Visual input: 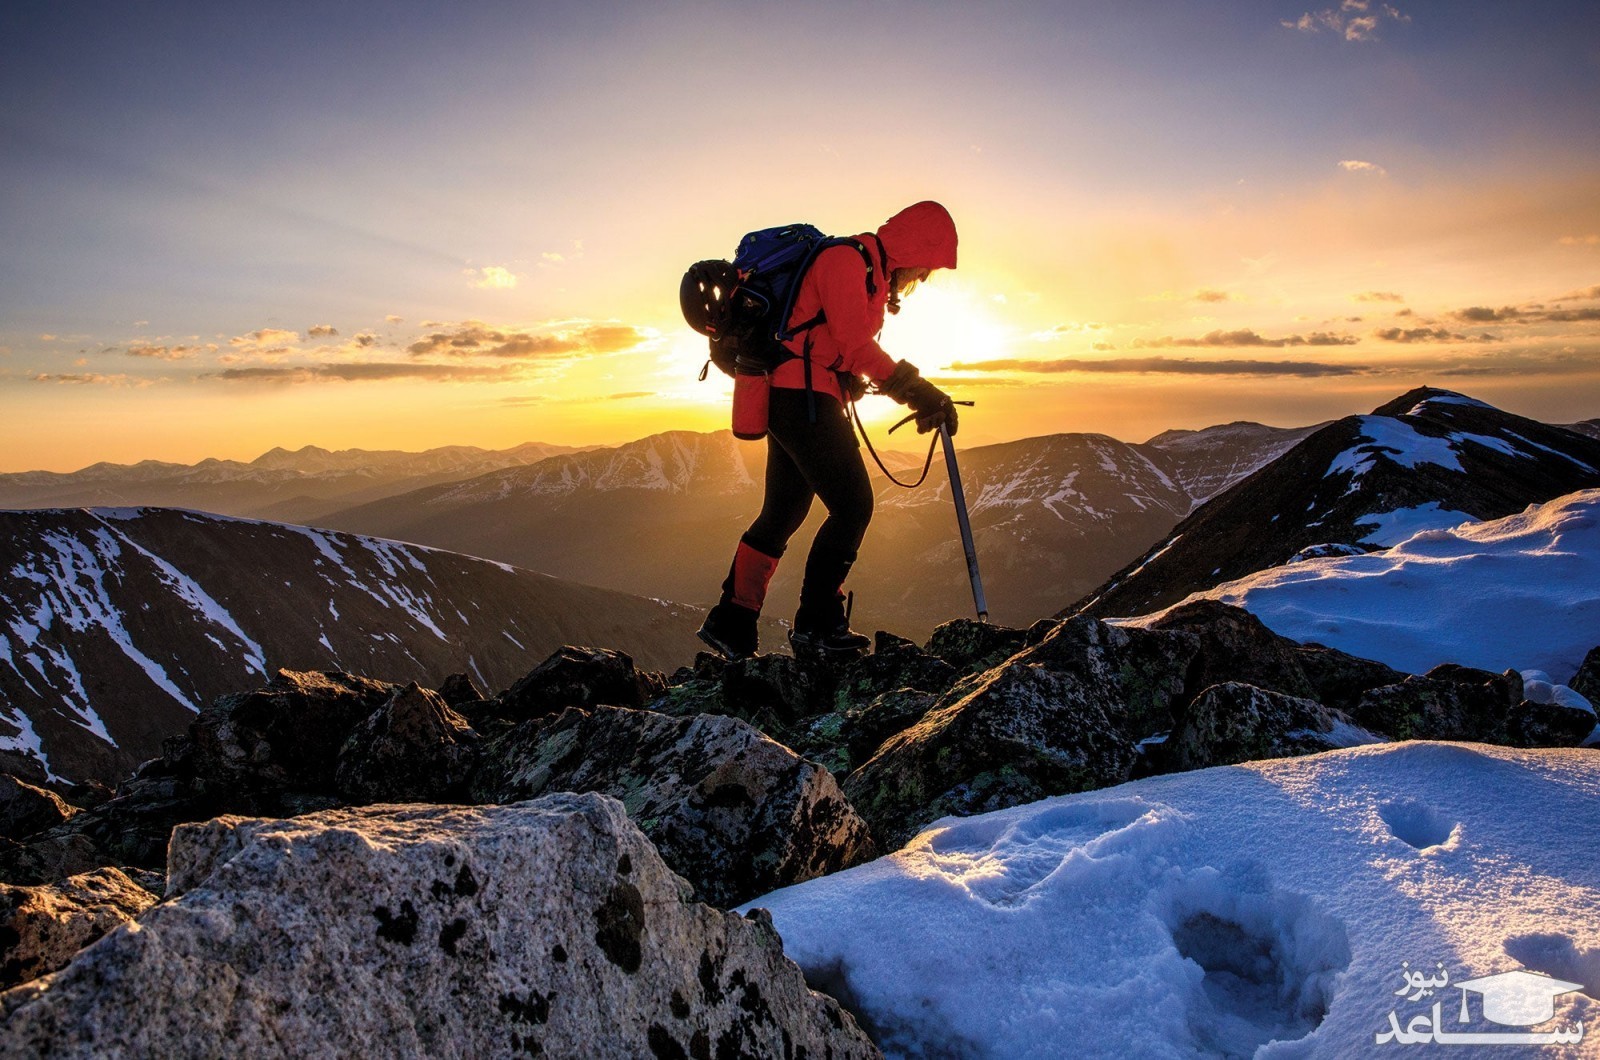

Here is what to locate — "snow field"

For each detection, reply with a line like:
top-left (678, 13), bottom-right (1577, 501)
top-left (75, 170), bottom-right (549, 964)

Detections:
top-left (746, 743), bottom-right (1600, 1059)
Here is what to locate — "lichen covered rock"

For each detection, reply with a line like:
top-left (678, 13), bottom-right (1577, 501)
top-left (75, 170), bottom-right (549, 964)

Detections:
top-left (1165, 682), bottom-right (1384, 771)
top-left (0, 795), bottom-right (879, 1060)
top-left (472, 706), bottom-right (876, 907)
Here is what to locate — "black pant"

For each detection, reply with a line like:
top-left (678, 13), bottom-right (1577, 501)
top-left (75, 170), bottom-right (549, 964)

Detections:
top-left (742, 388), bottom-right (873, 615)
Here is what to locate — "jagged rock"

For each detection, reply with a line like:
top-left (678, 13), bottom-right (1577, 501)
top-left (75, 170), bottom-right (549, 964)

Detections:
top-left (1165, 682), bottom-right (1384, 771)
top-left (0, 776), bottom-right (78, 842)
top-left (1291, 642), bottom-right (1409, 715)
top-left (435, 672), bottom-right (482, 709)
top-left (846, 616), bottom-right (1197, 849)
top-left (497, 646), bottom-right (665, 720)
top-left (0, 796), bottom-right (879, 1059)
top-left (924, 618), bottom-right (1031, 673)
top-left (0, 868), bottom-right (155, 990)
top-left (335, 683), bottom-right (481, 803)
top-left (1508, 700), bottom-right (1598, 748)
top-left (842, 688), bottom-right (942, 767)
top-left (472, 706), bottom-right (875, 907)
top-left (1351, 665), bottom-right (1522, 742)
top-left (190, 669), bottom-right (398, 791)
top-left (1144, 600), bottom-right (1321, 702)
top-left (1569, 646), bottom-right (1600, 701)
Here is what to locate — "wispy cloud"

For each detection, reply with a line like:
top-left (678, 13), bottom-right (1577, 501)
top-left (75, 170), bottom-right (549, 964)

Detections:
top-left (307, 324), bottom-right (339, 337)
top-left (467, 266), bottom-right (519, 290)
top-left (1338, 159), bottom-right (1388, 177)
top-left (125, 343), bottom-right (212, 359)
top-left (406, 321), bottom-right (649, 359)
top-left (948, 357), bottom-right (1370, 377)
top-left (1372, 327), bottom-right (1497, 343)
top-left (32, 372), bottom-right (145, 386)
top-left (1355, 291), bottom-right (1405, 303)
top-left (208, 362), bottom-right (526, 385)
top-left (1132, 329), bottom-right (1358, 349)
top-left (1283, 1), bottom-right (1410, 41)
top-left (1558, 235), bottom-right (1599, 247)
top-left (229, 328), bottom-right (301, 348)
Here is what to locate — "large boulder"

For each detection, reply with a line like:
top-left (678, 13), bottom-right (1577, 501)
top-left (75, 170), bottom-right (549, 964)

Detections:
top-left (472, 706), bottom-right (876, 907)
top-left (0, 868), bottom-right (155, 990)
top-left (0, 776), bottom-right (78, 842)
top-left (1350, 665), bottom-right (1523, 742)
top-left (335, 683), bottom-right (480, 803)
top-left (845, 616), bottom-right (1197, 849)
top-left (1163, 682), bottom-right (1385, 772)
top-left (190, 669), bottom-right (398, 791)
top-left (0, 795), bottom-right (878, 1059)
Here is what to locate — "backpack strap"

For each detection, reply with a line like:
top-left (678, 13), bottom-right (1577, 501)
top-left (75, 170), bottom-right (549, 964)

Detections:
top-left (783, 237), bottom-right (883, 424)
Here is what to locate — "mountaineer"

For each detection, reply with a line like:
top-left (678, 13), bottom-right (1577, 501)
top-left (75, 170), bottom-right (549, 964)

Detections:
top-left (695, 200), bottom-right (960, 660)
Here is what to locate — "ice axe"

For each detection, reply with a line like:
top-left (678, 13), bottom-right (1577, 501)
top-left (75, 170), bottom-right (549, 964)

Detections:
top-left (887, 401), bottom-right (989, 622)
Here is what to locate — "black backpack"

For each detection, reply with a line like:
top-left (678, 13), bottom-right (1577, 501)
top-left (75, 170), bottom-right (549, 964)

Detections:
top-left (680, 224), bottom-right (881, 378)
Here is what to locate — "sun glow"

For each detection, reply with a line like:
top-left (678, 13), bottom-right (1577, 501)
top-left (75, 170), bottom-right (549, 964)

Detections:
top-left (878, 281), bottom-right (1013, 376)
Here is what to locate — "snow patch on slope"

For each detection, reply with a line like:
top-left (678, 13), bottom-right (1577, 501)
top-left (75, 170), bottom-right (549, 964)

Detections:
top-left (1143, 490), bottom-right (1600, 681)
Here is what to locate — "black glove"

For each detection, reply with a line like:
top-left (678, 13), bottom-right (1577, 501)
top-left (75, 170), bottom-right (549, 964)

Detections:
top-left (838, 371), bottom-right (870, 404)
top-left (878, 360), bottom-right (958, 436)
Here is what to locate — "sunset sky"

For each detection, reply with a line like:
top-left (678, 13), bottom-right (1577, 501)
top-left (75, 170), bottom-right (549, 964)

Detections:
top-left (3, 0), bottom-right (1598, 472)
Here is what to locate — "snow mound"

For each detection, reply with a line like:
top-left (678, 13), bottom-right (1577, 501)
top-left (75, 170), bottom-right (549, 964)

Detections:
top-left (1143, 489), bottom-right (1600, 681)
top-left (745, 743), bottom-right (1600, 1059)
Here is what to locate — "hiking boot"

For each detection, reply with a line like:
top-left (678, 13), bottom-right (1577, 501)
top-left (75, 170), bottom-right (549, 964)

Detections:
top-left (788, 624), bottom-right (871, 658)
top-left (697, 602), bottom-right (759, 661)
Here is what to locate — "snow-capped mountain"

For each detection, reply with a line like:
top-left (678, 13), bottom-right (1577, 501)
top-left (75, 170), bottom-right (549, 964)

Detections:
top-left (0, 508), bottom-right (706, 784)
top-left (0, 442), bottom-right (584, 526)
top-left (1563, 418), bottom-right (1600, 441)
top-left (1143, 420), bottom-right (1325, 509)
top-left (324, 429), bottom-right (1198, 638)
top-left (1072, 388), bottom-right (1600, 620)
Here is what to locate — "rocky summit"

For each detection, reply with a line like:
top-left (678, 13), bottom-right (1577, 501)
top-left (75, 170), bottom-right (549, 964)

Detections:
top-left (1, 603), bottom-right (1594, 1055)
top-left (0, 794), bottom-right (878, 1060)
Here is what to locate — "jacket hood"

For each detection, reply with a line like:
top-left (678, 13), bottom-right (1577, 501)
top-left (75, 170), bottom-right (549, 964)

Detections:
top-left (876, 201), bottom-right (958, 272)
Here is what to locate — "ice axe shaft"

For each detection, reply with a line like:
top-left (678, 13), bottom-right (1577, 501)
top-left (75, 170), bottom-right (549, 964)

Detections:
top-left (940, 424), bottom-right (989, 622)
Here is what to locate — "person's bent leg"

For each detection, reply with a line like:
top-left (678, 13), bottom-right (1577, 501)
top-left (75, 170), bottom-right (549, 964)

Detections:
top-left (766, 392), bottom-right (874, 650)
top-left (699, 426), bottom-right (815, 659)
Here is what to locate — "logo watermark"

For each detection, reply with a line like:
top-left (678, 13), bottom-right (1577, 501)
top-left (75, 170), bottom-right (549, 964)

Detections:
top-left (1376, 961), bottom-right (1586, 1046)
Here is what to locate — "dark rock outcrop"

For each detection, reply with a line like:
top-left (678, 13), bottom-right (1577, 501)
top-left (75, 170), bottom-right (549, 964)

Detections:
top-left (0, 776), bottom-right (78, 842)
top-left (191, 669), bottom-right (399, 791)
top-left (0, 795), bottom-right (880, 1059)
top-left (472, 706), bottom-right (875, 907)
top-left (845, 616), bottom-right (1197, 848)
top-left (1350, 666), bottom-right (1523, 743)
top-left (1508, 700), bottom-right (1598, 748)
top-left (335, 683), bottom-right (480, 804)
top-left (0, 868), bottom-right (155, 990)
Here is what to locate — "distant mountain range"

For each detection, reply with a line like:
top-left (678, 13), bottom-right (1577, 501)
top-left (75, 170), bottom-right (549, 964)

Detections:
top-left (0, 442), bottom-right (588, 526)
top-left (1564, 419), bottom-right (1600, 441)
top-left (1072, 388), bottom-right (1600, 619)
top-left (318, 421), bottom-right (1308, 638)
top-left (0, 508), bottom-right (706, 784)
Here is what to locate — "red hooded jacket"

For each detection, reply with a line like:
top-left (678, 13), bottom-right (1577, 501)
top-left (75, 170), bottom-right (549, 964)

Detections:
top-left (771, 201), bottom-right (958, 402)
